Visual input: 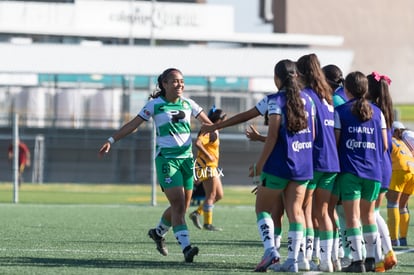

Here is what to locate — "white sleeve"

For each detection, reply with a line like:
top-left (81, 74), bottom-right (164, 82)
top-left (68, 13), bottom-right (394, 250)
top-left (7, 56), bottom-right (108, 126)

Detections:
top-left (138, 100), bottom-right (154, 121)
top-left (255, 95), bottom-right (268, 116)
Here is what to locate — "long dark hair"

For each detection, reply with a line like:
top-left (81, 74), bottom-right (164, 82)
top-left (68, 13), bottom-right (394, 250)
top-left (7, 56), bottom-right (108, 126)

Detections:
top-left (322, 64), bottom-right (344, 91)
top-left (274, 59), bottom-right (308, 132)
top-left (150, 68), bottom-right (182, 99)
top-left (297, 53), bottom-right (333, 104)
top-left (345, 71), bottom-right (372, 122)
top-left (366, 73), bottom-right (394, 129)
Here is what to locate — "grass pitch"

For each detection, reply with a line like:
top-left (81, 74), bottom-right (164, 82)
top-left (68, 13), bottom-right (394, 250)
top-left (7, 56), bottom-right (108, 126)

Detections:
top-left (0, 183), bottom-right (413, 274)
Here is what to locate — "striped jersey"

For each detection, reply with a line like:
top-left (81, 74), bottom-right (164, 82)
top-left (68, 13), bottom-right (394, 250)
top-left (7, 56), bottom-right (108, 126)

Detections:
top-left (138, 96), bottom-right (203, 158)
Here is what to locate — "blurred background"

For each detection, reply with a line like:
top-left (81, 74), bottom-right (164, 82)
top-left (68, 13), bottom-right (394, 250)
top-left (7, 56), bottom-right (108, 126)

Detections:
top-left (0, 0), bottom-right (412, 185)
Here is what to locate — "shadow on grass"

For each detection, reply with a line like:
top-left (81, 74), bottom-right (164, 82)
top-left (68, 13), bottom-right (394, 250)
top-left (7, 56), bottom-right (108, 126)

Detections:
top-left (0, 257), bottom-right (253, 272)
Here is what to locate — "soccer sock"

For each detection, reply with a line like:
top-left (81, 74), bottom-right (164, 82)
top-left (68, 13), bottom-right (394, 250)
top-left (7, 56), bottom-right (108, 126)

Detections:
top-left (312, 229), bottom-right (320, 261)
top-left (332, 229), bottom-right (340, 261)
top-left (257, 212), bottom-right (275, 251)
top-left (287, 222), bottom-right (304, 260)
top-left (336, 204), bottom-right (351, 259)
top-left (156, 217), bottom-right (171, 237)
top-left (375, 208), bottom-right (392, 254)
top-left (196, 203), bottom-right (204, 215)
top-left (305, 228), bottom-right (314, 261)
top-left (274, 227), bottom-right (282, 251)
top-left (319, 230), bottom-right (333, 264)
top-left (203, 204), bottom-right (214, 225)
top-left (399, 207), bottom-right (410, 239)
top-left (347, 227), bottom-right (363, 261)
top-left (173, 224), bottom-right (191, 251)
top-left (363, 224), bottom-right (381, 262)
top-left (387, 202), bottom-right (400, 241)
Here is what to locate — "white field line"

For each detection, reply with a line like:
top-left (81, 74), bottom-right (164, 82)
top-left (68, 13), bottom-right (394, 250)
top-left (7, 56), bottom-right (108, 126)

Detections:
top-left (0, 247), bottom-right (250, 258)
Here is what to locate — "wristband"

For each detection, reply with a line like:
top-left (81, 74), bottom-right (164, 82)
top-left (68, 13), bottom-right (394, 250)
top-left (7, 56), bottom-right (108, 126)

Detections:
top-left (107, 137), bottom-right (115, 144)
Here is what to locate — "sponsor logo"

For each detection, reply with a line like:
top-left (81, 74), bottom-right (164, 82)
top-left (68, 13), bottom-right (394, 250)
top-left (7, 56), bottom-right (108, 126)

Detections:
top-left (292, 140), bottom-right (312, 152)
top-left (345, 139), bottom-right (377, 150)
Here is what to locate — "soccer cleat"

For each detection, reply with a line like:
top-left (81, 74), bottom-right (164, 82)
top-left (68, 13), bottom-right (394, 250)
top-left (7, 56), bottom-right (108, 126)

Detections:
top-left (254, 247), bottom-right (279, 272)
top-left (319, 260), bottom-right (334, 272)
top-left (364, 257), bottom-right (375, 272)
top-left (399, 237), bottom-right (407, 246)
top-left (297, 257), bottom-right (310, 271)
top-left (391, 239), bottom-right (400, 247)
top-left (203, 224), bottom-right (222, 231)
top-left (332, 258), bottom-right (342, 272)
top-left (270, 258), bottom-right (299, 272)
top-left (340, 257), bottom-right (352, 268)
top-left (309, 258), bottom-right (320, 271)
top-left (375, 261), bottom-right (385, 273)
top-left (189, 211), bottom-right (202, 229)
top-left (148, 228), bottom-right (168, 256)
top-left (384, 250), bottom-right (398, 270)
top-left (342, 260), bottom-right (366, 273)
top-left (183, 245), bottom-right (199, 263)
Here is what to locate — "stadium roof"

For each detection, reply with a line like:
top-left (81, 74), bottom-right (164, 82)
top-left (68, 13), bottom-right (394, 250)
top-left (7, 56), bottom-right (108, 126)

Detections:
top-left (0, 43), bottom-right (353, 78)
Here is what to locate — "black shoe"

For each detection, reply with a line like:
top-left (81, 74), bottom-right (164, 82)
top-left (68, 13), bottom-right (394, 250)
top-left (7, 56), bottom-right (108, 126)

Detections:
top-left (203, 224), bottom-right (222, 231)
top-left (189, 211), bottom-right (202, 229)
top-left (342, 260), bottom-right (366, 273)
top-left (364, 257), bottom-right (375, 272)
top-left (183, 245), bottom-right (199, 263)
top-left (148, 228), bottom-right (168, 256)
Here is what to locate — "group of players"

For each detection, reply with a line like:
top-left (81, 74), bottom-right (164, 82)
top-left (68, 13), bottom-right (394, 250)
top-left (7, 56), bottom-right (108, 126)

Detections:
top-left (99, 53), bottom-right (412, 273)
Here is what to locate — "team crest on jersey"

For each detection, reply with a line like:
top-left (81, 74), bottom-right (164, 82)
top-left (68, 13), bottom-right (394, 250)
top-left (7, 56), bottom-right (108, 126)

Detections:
top-left (182, 101), bottom-right (190, 109)
top-left (164, 177), bottom-right (173, 184)
top-left (143, 108), bottom-right (151, 116)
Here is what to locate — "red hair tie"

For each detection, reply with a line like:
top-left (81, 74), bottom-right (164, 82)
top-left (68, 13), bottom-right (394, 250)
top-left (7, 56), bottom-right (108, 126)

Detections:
top-left (372, 71), bottom-right (391, 85)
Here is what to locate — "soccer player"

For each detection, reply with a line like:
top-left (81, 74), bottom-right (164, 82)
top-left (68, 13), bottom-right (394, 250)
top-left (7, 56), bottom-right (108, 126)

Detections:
top-left (189, 106), bottom-right (227, 231)
top-left (252, 59), bottom-right (315, 272)
top-left (99, 68), bottom-right (211, 263)
top-left (334, 71), bottom-right (387, 273)
top-left (8, 140), bottom-right (31, 186)
top-left (387, 121), bottom-right (414, 249)
top-left (297, 54), bottom-right (340, 272)
top-left (366, 71), bottom-right (397, 271)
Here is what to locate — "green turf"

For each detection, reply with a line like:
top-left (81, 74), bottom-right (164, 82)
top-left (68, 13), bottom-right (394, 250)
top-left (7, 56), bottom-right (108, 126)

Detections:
top-left (0, 183), bottom-right (413, 274)
top-left (395, 105), bottom-right (414, 121)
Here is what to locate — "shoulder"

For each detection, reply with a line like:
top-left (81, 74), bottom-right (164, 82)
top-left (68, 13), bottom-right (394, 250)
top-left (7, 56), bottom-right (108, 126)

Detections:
top-left (181, 96), bottom-right (200, 108)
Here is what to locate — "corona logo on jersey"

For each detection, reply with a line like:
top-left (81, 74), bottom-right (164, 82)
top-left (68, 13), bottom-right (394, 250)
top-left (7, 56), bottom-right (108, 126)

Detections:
top-left (192, 160), bottom-right (224, 182)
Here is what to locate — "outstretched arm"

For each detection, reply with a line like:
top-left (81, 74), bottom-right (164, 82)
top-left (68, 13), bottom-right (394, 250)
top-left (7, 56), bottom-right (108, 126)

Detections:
top-left (200, 107), bottom-right (260, 134)
top-left (99, 115), bottom-right (145, 157)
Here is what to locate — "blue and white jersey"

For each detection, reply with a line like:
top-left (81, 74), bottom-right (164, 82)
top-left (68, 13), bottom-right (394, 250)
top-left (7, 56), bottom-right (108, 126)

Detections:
top-left (139, 96), bottom-right (203, 158)
top-left (334, 99), bottom-right (386, 182)
top-left (262, 90), bottom-right (314, 181)
top-left (303, 88), bottom-right (340, 173)
top-left (255, 94), bottom-right (270, 116)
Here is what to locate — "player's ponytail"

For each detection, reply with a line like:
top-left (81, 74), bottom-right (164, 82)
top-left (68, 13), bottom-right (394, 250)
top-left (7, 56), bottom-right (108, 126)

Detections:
top-left (275, 59), bottom-right (308, 132)
top-left (345, 71), bottom-right (372, 122)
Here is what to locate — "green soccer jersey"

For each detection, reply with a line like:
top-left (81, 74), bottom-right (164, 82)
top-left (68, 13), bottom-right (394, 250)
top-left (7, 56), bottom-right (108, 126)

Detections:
top-left (138, 96), bottom-right (203, 158)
